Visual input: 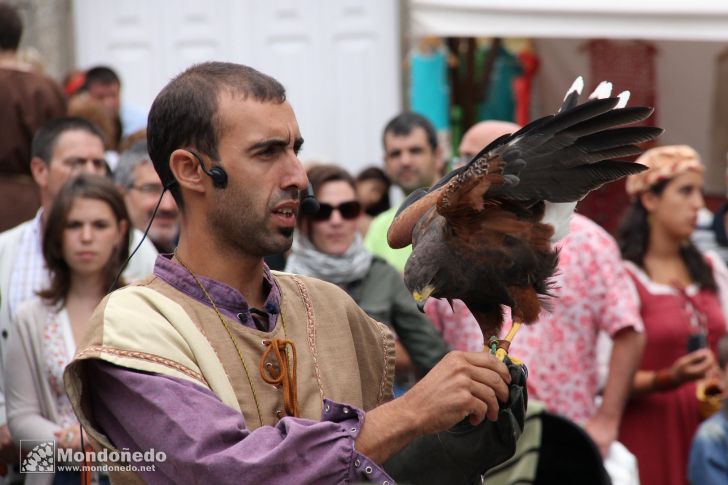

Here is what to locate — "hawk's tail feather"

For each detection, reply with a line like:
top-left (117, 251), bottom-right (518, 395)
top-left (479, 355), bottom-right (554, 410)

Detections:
top-left (523, 144), bottom-right (643, 171)
top-left (526, 97), bottom-right (620, 145)
top-left (559, 76), bottom-right (584, 112)
top-left (578, 126), bottom-right (664, 153)
top-left (564, 106), bottom-right (654, 139)
top-left (501, 160), bottom-right (646, 203)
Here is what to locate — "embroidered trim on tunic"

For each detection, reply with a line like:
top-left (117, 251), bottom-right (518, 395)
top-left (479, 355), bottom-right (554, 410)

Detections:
top-left (376, 322), bottom-right (392, 404)
top-left (290, 276), bottom-right (326, 402)
top-left (77, 346), bottom-right (208, 385)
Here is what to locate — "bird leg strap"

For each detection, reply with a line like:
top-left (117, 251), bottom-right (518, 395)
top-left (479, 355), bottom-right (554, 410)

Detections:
top-left (485, 321), bottom-right (524, 365)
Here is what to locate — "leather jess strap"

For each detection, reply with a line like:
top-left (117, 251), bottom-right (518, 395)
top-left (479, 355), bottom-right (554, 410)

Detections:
top-left (259, 339), bottom-right (300, 418)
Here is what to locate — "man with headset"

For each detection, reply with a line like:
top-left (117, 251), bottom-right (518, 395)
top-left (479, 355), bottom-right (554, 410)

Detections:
top-left (64, 62), bottom-right (526, 484)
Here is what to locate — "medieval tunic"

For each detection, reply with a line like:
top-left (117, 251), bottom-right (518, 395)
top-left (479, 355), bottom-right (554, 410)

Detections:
top-left (64, 256), bottom-right (396, 484)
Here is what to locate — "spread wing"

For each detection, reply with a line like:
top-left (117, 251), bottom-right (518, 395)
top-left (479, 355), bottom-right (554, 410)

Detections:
top-left (387, 80), bottom-right (659, 249)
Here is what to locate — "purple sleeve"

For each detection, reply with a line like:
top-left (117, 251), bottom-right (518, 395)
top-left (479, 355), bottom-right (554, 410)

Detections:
top-left (85, 361), bottom-right (393, 485)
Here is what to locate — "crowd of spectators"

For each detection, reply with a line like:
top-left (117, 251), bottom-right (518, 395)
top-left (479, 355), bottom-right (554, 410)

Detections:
top-left (1, 2), bottom-right (726, 484)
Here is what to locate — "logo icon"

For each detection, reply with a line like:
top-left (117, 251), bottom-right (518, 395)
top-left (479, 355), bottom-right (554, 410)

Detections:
top-left (20, 440), bottom-right (55, 473)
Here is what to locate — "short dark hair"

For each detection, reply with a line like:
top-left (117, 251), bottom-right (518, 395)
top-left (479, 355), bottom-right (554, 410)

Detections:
top-left (382, 112), bottom-right (438, 151)
top-left (147, 62), bottom-right (287, 209)
top-left (38, 174), bottom-right (130, 305)
top-left (356, 166), bottom-right (390, 186)
top-left (0, 4), bottom-right (22, 51)
top-left (31, 117), bottom-right (106, 164)
top-left (83, 66), bottom-right (121, 88)
top-left (307, 164), bottom-right (356, 196)
top-left (356, 166), bottom-right (391, 216)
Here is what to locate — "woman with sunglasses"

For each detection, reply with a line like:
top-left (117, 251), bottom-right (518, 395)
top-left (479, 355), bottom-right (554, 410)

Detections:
top-left (285, 165), bottom-right (449, 389)
top-left (4, 174), bottom-right (129, 485)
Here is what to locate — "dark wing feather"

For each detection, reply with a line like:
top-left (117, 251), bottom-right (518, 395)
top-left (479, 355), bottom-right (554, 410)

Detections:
top-left (481, 99), bottom-right (661, 201)
top-left (560, 89), bottom-right (580, 112)
top-left (520, 127), bottom-right (660, 169)
top-left (499, 160), bottom-right (646, 202)
top-left (579, 127), bottom-right (664, 152)
top-left (507, 107), bottom-right (655, 163)
top-left (565, 106), bottom-right (654, 138)
top-left (517, 97), bottom-right (621, 151)
top-left (388, 80), bottom-right (660, 247)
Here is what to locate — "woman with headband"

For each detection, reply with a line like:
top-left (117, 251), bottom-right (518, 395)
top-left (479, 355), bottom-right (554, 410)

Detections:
top-left (617, 145), bottom-right (728, 485)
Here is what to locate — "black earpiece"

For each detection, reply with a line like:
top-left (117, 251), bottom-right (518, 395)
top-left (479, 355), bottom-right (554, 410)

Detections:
top-left (205, 166), bottom-right (228, 189)
top-left (300, 183), bottom-right (320, 215)
top-left (190, 151), bottom-right (228, 189)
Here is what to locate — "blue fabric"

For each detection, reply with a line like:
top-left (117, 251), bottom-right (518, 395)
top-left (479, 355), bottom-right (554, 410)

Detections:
top-left (410, 48), bottom-right (450, 130)
top-left (477, 45), bottom-right (522, 123)
top-left (688, 410), bottom-right (728, 485)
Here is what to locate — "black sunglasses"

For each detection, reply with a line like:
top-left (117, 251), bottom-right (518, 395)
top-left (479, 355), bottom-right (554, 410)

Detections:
top-left (312, 201), bottom-right (362, 221)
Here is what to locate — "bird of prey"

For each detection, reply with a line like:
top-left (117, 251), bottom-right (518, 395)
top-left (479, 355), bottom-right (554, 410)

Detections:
top-left (387, 78), bottom-right (661, 359)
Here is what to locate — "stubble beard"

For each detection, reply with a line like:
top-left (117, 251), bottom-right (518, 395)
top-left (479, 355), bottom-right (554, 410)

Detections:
top-left (208, 193), bottom-right (293, 258)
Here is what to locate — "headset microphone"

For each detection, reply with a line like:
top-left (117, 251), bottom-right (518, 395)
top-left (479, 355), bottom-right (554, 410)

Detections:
top-left (192, 149), bottom-right (315, 214)
top-left (190, 150), bottom-right (227, 188)
top-left (300, 183), bottom-right (319, 215)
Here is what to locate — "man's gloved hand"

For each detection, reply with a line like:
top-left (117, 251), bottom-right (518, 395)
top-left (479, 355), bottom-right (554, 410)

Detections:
top-left (384, 357), bottom-right (528, 485)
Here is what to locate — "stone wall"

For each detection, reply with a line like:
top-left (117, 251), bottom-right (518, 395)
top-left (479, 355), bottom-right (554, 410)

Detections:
top-left (7, 0), bottom-right (75, 82)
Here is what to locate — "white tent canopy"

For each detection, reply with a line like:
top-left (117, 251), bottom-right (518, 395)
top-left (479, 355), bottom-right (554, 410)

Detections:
top-left (411, 0), bottom-right (728, 41)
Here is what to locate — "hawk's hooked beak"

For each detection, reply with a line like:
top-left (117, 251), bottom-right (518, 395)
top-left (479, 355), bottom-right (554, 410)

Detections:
top-left (413, 285), bottom-right (435, 313)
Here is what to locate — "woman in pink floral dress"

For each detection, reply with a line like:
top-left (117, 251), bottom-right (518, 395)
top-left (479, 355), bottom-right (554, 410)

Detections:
top-left (617, 146), bottom-right (728, 485)
top-left (4, 174), bottom-right (130, 485)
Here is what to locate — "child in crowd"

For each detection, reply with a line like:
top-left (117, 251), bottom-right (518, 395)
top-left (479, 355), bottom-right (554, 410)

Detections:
top-left (688, 334), bottom-right (728, 485)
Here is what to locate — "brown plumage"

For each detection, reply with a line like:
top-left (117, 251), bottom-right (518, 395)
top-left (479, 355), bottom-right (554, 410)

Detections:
top-left (388, 80), bottom-right (661, 343)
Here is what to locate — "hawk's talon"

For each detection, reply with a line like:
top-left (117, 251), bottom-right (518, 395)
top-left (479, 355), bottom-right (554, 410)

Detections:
top-left (508, 354), bottom-right (524, 365)
top-left (488, 322), bottom-right (524, 363)
top-left (495, 348), bottom-right (508, 362)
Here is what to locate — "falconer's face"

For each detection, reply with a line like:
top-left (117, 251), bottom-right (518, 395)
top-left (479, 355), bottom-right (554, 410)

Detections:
top-left (206, 94), bottom-right (308, 257)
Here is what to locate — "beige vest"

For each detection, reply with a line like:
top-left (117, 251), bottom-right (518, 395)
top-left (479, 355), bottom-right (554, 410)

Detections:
top-left (64, 272), bottom-right (395, 483)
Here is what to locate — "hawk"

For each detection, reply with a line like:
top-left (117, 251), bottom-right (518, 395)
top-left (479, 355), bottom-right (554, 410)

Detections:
top-left (388, 78), bottom-right (660, 358)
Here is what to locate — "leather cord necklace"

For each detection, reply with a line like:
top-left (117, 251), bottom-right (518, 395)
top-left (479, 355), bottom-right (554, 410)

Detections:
top-left (260, 338), bottom-right (300, 417)
top-left (175, 252), bottom-right (301, 425)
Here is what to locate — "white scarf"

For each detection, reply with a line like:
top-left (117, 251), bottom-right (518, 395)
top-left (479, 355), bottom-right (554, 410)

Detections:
top-left (285, 232), bottom-right (372, 285)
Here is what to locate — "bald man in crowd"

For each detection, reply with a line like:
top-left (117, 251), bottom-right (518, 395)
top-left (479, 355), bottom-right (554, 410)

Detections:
top-left (455, 120), bottom-right (521, 169)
